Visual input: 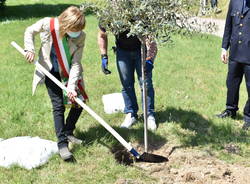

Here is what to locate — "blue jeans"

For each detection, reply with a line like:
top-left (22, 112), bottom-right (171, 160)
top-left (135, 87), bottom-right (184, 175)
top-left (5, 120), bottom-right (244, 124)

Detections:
top-left (116, 47), bottom-right (155, 118)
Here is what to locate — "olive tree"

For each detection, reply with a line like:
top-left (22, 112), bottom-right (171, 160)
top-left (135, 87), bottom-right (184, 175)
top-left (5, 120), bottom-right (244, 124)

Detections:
top-left (82, 0), bottom-right (214, 43)
top-left (81, 0), bottom-right (214, 151)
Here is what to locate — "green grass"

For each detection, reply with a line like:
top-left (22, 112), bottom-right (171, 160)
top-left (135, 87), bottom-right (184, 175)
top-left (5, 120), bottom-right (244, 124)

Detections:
top-left (0, 0), bottom-right (250, 183)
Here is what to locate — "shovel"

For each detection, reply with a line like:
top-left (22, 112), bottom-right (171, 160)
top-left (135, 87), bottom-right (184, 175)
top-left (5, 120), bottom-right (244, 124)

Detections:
top-left (11, 41), bottom-right (168, 163)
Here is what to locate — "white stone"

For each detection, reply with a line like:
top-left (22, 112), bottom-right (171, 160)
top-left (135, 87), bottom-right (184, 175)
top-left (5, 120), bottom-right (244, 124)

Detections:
top-left (0, 136), bottom-right (58, 170)
top-left (102, 93), bottom-right (125, 114)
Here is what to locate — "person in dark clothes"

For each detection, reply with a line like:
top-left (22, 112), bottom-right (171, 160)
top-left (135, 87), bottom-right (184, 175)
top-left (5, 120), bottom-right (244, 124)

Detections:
top-left (24, 6), bottom-right (88, 160)
top-left (217, 0), bottom-right (250, 130)
top-left (211, 0), bottom-right (218, 8)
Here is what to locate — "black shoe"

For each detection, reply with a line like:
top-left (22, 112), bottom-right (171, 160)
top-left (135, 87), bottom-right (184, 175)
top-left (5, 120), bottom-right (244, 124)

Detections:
top-left (216, 110), bottom-right (236, 119)
top-left (242, 121), bottom-right (250, 130)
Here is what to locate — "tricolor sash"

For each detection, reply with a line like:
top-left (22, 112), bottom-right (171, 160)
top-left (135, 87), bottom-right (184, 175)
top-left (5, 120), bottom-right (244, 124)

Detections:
top-left (50, 18), bottom-right (88, 106)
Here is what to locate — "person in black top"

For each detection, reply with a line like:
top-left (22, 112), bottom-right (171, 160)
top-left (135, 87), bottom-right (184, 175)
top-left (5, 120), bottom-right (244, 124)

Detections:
top-left (217, 0), bottom-right (250, 130)
top-left (98, 25), bottom-right (158, 130)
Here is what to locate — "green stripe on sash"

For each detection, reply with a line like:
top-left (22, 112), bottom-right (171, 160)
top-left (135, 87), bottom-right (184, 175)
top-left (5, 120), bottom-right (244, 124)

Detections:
top-left (62, 37), bottom-right (72, 67)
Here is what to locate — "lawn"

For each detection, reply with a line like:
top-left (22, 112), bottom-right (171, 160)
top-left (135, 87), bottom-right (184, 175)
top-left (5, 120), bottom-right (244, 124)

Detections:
top-left (0, 0), bottom-right (249, 184)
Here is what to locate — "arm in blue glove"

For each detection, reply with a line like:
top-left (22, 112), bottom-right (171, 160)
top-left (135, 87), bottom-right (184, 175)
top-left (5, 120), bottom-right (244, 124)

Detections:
top-left (101, 54), bottom-right (111, 75)
top-left (145, 38), bottom-right (157, 75)
top-left (145, 59), bottom-right (154, 74)
top-left (98, 29), bottom-right (111, 75)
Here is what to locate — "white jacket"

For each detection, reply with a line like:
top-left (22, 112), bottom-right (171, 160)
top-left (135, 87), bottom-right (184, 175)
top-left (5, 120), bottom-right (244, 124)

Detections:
top-left (24, 17), bottom-right (86, 94)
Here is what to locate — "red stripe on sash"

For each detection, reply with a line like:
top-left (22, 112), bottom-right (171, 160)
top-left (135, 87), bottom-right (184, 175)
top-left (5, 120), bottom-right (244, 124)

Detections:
top-left (78, 80), bottom-right (88, 100)
top-left (50, 18), bottom-right (69, 78)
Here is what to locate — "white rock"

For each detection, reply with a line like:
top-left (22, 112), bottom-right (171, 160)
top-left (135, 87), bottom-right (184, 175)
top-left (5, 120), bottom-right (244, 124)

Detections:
top-left (0, 136), bottom-right (58, 170)
top-left (102, 93), bottom-right (125, 114)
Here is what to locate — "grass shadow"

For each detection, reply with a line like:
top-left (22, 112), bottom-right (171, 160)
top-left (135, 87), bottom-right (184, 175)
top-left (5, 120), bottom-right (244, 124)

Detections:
top-left (75, 125), bottom-right (167, 165)
top-left (75, 125), bottom-right (167, 150)
top-left (156, 107), bottom-right (250, 148)
top-left (0, 4), bottom-right (94, 22)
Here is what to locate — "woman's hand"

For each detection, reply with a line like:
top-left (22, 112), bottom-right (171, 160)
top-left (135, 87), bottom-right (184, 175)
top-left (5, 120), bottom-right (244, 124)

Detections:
top-left (25, 51), bottom-right (35, 63)
top-left (67, 90), bottom-right (77, 102)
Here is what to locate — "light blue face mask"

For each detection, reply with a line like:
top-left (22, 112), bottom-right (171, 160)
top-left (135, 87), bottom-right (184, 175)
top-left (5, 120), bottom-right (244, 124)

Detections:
top-left (67, 31), bottom-right (81, 38)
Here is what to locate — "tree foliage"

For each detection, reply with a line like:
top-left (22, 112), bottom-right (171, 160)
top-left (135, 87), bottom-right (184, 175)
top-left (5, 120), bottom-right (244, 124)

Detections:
top-left (81, 0), bottom-right (214, 44)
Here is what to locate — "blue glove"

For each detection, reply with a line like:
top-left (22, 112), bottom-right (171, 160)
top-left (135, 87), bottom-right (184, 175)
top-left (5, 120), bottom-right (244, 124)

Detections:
top-left (101, 54), bottom-right (111, 75)
top-left (145, 60), bottom-right (154, 74)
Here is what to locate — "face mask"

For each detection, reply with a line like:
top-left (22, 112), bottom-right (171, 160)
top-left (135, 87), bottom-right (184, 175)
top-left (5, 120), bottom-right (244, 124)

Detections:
top-left (67, 31), bottom-right (81, 38)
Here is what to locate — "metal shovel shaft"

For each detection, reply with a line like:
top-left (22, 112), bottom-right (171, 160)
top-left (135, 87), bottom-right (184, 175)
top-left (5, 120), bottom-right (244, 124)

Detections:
top-left (141, 42), bottom-right (148, 152)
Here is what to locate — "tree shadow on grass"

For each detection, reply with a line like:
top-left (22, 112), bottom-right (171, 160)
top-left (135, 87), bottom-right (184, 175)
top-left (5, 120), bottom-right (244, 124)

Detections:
top-left (0, 4), bottom-right (94, 22)
top-left (75, 125), bottom-right (167, 150)
top-left (156, 107), bottom-right (250, 148)
top-left (74, 125), bottom-right (167, 165)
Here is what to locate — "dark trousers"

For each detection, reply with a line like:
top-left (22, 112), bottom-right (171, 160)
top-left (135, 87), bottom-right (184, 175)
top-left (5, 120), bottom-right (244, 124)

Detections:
top-left (226, 60), bottom-right (250, 122)
top-left (211, 0), bottom-right (217, 8)
top-left (45, 70), bottom-right (83, 148)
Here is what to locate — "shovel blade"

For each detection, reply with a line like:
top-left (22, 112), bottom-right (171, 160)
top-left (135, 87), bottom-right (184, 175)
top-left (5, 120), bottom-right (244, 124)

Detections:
top-left (136, 152), bottom-right (168, 163)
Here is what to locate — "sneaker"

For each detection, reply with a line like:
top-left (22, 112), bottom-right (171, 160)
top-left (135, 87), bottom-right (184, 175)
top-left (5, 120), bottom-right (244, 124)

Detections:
top-left (59, 146), bottom-right (73, 161)
top-left (216, 109), bottom-right (236, 119)
top-left (147, 115), bottom-right (157, 131)
top-left (67, 135), bottom-right (83, 145)
top-left (120, 113), bottom-right (136, 128)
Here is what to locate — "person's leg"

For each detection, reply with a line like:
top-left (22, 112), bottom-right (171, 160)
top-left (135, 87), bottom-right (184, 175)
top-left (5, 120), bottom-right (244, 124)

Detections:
top-left (45, 70), bottom-right (73, 160)
top-left (134, 49), bottom-right (155, 117)
top-left (134, 49), bottom-right (156, 130)
top-left (65, 107), bottom-right (83, 135)
top-left (226, 61), bottom-right (243, 111)
top-left (217, 60), bottom-right (243, 118)
top-left (64, 106), bottom-right (83, 144)
top-left (116, 47), bottom-right (138, 118)
top-left (45, 71), bottom-right (68, 149)
top-left (211, 0), bottom-right (217, 8)
top-left (242, 64), bottom-right (250, 130)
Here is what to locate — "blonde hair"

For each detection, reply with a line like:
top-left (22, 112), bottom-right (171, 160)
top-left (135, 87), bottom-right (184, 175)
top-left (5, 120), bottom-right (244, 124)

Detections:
top-left (58, 6), bottom-right (85, 38)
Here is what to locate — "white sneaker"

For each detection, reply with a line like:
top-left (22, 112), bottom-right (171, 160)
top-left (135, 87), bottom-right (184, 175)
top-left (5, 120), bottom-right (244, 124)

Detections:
top-left (147, 115), bottom-right (157, 131)
top-left (120, 113), bottom-right (136, 128)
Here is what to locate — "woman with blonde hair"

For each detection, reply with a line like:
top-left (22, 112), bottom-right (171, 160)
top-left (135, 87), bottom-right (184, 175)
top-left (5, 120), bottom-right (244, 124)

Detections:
top-left (24, 6), bottom-right (88, 161)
